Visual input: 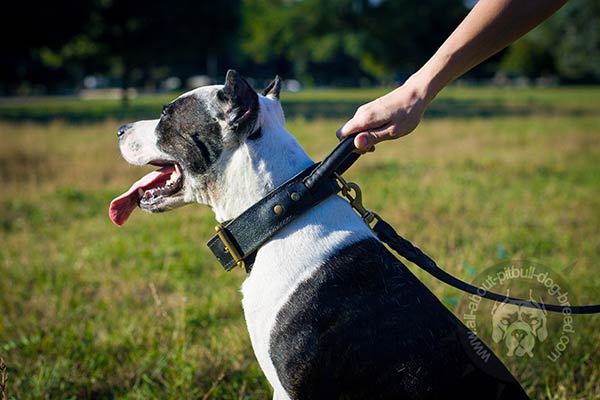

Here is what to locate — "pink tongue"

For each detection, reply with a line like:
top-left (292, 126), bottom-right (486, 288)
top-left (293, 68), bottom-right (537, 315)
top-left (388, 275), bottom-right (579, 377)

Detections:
top-left (109, 165), bottom-right (175, 226)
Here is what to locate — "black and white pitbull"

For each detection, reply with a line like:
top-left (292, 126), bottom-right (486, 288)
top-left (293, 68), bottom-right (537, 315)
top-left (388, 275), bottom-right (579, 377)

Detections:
top-left (110, 70), bottom-right (529, 399)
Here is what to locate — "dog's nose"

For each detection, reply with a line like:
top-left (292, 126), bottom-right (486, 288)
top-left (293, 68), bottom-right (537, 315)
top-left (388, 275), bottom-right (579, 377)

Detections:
top-left (117, 124), bottom-right (131, 137)
top-left (511, 330), bottom-right (525, 340)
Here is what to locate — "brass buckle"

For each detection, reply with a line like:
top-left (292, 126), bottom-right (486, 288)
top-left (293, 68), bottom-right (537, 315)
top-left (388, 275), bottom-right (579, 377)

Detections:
top-left (214, 225), bottom-right (246, 270)
top-left (335, 173), bottom-right (381, 229)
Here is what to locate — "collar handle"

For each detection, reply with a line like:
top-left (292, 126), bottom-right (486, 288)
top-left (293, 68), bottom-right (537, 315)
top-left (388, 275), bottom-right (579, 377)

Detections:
top-left (304, 133), bottom-right (359, 193)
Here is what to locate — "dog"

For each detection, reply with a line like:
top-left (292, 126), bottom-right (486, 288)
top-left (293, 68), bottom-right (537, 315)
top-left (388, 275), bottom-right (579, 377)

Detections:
top-left (110, 70), bottom-right (530, 399)
top-left (492, 291), bottom-right (548, 358)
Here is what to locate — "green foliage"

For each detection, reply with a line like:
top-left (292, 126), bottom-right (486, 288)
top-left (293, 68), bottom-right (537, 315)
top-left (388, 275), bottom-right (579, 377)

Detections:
top-left (551, 0), bottom-right (600, 80)
top-left (241, 0), bottom-right (467, 83)
top-left (241, 0), bottom-right (369, 82)
top-left (500, 0), bottom-right (600, 81)
top-left (500, 32), bottom-right (555, 77)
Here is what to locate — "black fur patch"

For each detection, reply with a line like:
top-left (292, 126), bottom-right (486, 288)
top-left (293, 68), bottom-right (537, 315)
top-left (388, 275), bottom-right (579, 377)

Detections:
top-left (262, 75), bottom-right (282, 98)
top-left (221, 70), bottom-right (260, 137)
top-left (269, 238), bottom-right (529, 400)
top-left (247, 126), bottom-right (262, 141)
top-left (156, 95), bottom-right (224, 175)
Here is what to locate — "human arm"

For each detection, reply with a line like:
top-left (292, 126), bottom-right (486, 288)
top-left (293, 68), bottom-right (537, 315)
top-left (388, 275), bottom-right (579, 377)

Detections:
top-left (337, 0), bottom-right (568, 151)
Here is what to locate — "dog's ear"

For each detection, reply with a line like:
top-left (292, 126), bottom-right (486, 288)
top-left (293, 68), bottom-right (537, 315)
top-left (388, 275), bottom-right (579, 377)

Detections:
top-left (536, 322), bottom-right (548, 341)
top-left (491, 324), bottom-right (504, 343)
top-left (218, 69), bottom-right (259, 133)
top-left (262, 75), bottom-right (282, 99)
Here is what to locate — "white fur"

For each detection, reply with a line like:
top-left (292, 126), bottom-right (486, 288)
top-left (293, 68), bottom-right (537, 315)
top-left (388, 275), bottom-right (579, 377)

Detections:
top-left (176, 84), bottom-right (221, 101)
top-left (119, 119), bottom-right (167, 166)
top-left (209, 95), bottom-right (376, 398)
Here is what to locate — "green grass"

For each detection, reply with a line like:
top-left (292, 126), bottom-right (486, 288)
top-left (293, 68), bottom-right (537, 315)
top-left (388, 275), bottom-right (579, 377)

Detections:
top-left (0, 87), bottom-right (599, 399)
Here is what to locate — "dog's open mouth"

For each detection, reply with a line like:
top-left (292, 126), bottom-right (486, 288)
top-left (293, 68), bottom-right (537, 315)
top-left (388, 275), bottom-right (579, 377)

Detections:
top-left (109, 163), bottom-right (184, 226)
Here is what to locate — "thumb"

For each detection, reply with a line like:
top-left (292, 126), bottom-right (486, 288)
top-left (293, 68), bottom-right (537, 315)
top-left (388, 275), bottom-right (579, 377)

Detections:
top-left (354, 132), bottom-right (377, 152)
top-left (354, 121), bottom-right (398, 151)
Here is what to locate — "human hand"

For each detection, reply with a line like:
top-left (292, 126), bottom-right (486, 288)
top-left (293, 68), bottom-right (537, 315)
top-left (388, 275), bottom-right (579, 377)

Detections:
top-left (336, 76), bottom-right (430, 152)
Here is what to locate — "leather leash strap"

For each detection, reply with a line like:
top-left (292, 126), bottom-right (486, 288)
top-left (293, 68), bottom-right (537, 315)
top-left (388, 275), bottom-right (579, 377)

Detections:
top-left (372, 218), bottom-right (600, 314)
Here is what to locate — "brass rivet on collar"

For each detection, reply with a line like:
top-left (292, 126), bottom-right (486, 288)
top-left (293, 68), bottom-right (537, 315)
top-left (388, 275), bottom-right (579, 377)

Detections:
top-left (273, 204), bottom-right (284, 215)
top-left (291, 192), bottom-right (300, 201)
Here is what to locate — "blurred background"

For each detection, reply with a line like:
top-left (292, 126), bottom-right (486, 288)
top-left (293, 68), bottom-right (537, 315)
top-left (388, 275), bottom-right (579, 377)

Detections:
top-left (1, 1), bottom-right (599, 399)
top-left (1, 0), bottom-right (599, 98)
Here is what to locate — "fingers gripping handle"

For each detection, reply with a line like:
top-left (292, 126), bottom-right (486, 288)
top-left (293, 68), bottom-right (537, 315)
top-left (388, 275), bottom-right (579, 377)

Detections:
top-left (304, 133), bottom-right (360, 192)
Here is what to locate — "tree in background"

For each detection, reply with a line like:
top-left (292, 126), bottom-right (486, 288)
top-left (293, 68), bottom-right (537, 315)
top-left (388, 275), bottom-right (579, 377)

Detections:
top-left (241, 0), bottom-right (368, 84)
top-left (240, 0), bottom-right (467, 85)
top-left (357, 0), bottom-right (467, 79)
top-left (500, 0), bottom-right (600, 82)
top-left (94, 0), bottom-right (241, 96)
top-left (0, 0), bottom-right (240, 96)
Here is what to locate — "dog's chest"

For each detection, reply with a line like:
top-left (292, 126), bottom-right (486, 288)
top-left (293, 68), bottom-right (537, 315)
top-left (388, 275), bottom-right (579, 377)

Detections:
top-left (240, 196), bottom-right (374, 397)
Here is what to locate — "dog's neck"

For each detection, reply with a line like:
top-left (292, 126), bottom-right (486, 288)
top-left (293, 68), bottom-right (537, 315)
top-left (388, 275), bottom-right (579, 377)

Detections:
top-left (191, 95), bottom-right (375, 397)
top-left (202, 95), bottom-right (314, 222)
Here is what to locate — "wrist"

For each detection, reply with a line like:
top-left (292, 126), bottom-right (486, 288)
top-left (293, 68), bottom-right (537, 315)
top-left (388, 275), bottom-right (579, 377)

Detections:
top-left (398, 72), bottom-right (434, 116)
top-left (407, 61), bottom-right (448, 107)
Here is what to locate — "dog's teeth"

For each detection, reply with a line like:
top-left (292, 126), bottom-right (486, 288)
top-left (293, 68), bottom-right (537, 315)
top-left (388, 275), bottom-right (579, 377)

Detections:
top-left (138, 188), bottom-right (144, 197)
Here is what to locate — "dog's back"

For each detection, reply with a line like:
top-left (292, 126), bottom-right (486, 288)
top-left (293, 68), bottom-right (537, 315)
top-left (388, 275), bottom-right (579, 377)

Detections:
top-left (268, 237), bottom-right (529, 399)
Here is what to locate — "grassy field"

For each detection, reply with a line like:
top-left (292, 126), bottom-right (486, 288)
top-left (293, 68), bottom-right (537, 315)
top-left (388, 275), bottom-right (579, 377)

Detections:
top-left (0, 86), bottom-right (599, 399)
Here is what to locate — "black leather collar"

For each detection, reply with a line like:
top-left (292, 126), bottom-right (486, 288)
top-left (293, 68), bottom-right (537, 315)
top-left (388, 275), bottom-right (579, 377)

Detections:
top-left (207, 164), bottom-right (341, 272)
top-left (207, 135), bottom-right (360, 273)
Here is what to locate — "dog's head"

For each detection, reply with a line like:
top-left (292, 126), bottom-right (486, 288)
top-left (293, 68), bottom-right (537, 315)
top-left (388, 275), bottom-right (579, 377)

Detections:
top-left (109, 69), bottom-right (309, 226)
top-left (491, 294), bottom-right (548, 357)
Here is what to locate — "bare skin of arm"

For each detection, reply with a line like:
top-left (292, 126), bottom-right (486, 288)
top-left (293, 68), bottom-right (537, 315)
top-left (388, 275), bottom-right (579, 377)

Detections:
top-left (337, 0), bottom-right (568, 151)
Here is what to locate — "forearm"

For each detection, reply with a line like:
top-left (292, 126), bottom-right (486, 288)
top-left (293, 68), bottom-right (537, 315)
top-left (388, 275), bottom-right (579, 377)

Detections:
top-left (415, 0), bottom-right (567, 103)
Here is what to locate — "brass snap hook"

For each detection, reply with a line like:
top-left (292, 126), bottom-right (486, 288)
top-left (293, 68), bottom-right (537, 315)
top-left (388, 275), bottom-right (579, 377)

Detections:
top-left (335, 173), bottom-right (380, 228)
